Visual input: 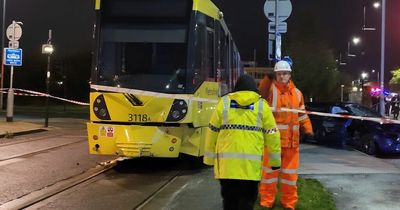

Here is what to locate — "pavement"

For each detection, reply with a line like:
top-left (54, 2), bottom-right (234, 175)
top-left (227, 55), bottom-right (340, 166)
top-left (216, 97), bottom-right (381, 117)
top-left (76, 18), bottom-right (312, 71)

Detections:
top-left (0, 120), bottom-right (46, 138)
top-left (0, 105), bottom-right (88, 139)
top-left (143, 144), bottom-right (400, 210)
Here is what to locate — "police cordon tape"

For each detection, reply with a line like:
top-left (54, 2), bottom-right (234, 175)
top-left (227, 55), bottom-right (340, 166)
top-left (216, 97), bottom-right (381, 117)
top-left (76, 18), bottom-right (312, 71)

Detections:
top-left (0, 88), bottom-right (89, 106)
top-left (91, 84), bottom-right (400, 125)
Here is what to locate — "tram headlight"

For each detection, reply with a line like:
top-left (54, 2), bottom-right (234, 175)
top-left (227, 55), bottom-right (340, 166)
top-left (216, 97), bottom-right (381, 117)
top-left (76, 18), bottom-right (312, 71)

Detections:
top-left (166, 99), bottom-right (188, 122)
top-left (172, 110), bottom-right (180, 119)
top-left (93, 95), bottom-right (111, 120)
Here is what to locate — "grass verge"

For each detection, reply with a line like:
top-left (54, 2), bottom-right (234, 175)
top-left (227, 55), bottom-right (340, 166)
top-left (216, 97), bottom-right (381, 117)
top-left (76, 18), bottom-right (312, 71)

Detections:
top-left (254, 177), bottom-right (336, 210)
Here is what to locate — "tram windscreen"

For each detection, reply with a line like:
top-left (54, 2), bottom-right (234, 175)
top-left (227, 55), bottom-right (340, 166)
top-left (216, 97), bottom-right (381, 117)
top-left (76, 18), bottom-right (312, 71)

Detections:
top-left (96, 0), bottom-right (191, 94)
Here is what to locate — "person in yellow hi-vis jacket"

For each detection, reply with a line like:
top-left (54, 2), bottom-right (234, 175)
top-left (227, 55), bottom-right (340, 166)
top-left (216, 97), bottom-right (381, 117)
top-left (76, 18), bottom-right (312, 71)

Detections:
top-left (204, 74), bottom-right (281, 210)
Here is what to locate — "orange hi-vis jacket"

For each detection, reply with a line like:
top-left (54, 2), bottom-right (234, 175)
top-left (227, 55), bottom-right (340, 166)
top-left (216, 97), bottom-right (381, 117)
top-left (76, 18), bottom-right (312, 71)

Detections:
top-left (264, 80), bottom-right (313, 147)
top-left (258, 79), bottom-right (313, 209)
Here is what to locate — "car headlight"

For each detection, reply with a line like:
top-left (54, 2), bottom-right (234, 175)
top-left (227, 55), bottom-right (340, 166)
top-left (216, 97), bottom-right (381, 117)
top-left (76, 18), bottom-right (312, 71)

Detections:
top-left (93, 95), bottom-right (111, 120)
top-left (166, 99), bottom-right (188, 122)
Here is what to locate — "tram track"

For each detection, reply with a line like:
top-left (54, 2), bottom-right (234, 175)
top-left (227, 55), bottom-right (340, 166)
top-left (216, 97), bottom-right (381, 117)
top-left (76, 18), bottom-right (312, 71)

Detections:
top-left (0, 158), bottom-right (119, 210)
top-left (133, 170), bottom-right (182, 210)
top-left (1, 158), bottom-right (185, 210)
top-left (0, 133), bottom-right (63, 148)
top-left (0, 138), bottom-right (86, 163)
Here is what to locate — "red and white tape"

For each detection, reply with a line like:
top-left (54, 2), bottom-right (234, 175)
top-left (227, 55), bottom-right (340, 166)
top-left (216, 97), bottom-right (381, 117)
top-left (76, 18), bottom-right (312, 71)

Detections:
top-left (91, 84), bottom-right (400, 125)
top-left (0, 88), bottom-right (89, 106)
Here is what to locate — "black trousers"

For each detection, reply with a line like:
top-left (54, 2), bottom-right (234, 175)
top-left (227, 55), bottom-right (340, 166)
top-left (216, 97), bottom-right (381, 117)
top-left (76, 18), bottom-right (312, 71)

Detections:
top-left (219, 179), bottom-right (259, 210)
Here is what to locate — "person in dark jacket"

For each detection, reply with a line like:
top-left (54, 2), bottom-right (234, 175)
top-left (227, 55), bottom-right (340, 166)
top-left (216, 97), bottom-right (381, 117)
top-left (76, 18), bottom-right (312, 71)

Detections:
top-left (391, 95), bottom-right (400, 120)
top-left (204, 74), bottom-right (281, 210)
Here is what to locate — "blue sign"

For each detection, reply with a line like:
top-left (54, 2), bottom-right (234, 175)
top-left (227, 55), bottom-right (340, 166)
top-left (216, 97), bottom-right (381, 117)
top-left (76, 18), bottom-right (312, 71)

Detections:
top-left (4, 48), bottom-right (22, 66)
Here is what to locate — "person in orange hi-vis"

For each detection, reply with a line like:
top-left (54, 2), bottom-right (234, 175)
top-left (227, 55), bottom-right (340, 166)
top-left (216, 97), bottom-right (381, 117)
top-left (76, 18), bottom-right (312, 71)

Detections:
top-left (258, 72), bottom-right (274, 99)
top-left (258, 60), bottom-right (313, 210)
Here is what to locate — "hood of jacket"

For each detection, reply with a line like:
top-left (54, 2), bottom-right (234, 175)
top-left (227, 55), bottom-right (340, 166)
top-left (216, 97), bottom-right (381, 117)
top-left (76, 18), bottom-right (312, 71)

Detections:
top-left (233, 74), bottom-right (258, 93)
top-left (229, 91), bottom-right (261, 106)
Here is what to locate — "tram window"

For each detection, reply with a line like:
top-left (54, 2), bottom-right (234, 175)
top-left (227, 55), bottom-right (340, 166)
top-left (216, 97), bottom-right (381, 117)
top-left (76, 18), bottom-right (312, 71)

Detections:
top-left (98, 40), bottom-right (187, 93)
top-left (207, 29), bottom-right (214, 79)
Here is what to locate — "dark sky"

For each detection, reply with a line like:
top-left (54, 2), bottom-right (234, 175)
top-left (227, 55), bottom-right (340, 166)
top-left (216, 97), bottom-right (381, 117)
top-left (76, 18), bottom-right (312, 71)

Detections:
top-left (3, 0), bottom-right (400, 82)
top-left (3, 0), bottom-right (95, 57)
top-left (213, 0), bottom-right (400, 81)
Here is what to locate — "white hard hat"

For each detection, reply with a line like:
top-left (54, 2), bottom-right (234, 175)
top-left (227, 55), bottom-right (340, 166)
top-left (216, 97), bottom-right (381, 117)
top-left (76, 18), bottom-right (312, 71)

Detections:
top-left (274, 60), bottom-right (292, 72)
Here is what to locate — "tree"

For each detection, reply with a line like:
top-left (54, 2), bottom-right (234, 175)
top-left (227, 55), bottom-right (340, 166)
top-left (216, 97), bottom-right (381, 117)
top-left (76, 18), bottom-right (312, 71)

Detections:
top-left (284, 6), bottom-right (339, 102)
top-left (389, 67), bottom-right (400, 92)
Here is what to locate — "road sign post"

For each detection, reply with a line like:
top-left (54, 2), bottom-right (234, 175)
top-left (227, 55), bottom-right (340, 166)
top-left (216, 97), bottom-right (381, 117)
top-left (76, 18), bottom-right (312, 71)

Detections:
top-left (264, 0), bottom-right (292, 63)
top-left (268, 22), bottom-right (288, 33)
top-left (275, 33), bottom-right (282, 61)
top-left (5, 20), bottom-right (23, 122)
top-left (268, 33), bottom-right (275, 61)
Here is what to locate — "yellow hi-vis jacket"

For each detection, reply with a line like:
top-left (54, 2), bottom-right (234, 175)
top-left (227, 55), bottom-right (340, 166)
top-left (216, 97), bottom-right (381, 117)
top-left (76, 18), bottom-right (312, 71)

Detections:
top-left (204, 91), bottom-right (281, 181)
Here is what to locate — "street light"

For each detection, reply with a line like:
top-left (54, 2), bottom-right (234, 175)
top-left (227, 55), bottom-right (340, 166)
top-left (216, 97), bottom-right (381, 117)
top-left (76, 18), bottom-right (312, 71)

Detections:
top-left (42, 29), bottom-right (54, 127)
top-left (362, 1), bottom-right (380, 31)
top-left (371, 69), bottom-right (379, 85)
top-left (347, 36), bottom-right (361, 57)
top-left (373, 2), bottom-right (380, 9)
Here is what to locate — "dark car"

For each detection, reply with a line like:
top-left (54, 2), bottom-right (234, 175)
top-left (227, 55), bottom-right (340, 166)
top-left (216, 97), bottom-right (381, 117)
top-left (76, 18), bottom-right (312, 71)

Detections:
top-left (304, 102), bottom-right (400, 156)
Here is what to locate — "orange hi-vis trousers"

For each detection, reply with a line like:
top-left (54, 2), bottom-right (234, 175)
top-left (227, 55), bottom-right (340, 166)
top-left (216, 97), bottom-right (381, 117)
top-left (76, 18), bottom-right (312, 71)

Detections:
top-left (259, 147), bottom-right (299, 209)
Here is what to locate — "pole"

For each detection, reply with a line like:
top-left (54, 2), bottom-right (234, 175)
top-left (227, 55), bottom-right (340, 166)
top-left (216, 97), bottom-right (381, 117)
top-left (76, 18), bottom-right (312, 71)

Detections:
top-left (341, 85), bottom-right (344, 102)
top-left (361, 79), bottom-right (364, 105)
top-left (274, 0), bottom-right (278, 61)
top-left (5, 20), bottom-right (14, 122)
top-left (45, 55), bottom-right (50, 127)
top-left (347, 41), bottom-right (350, 56)
top-left (1, 0), bottom-right (6, 109)
top-left (45, 29), bottom-right (52, 127)
top-left (379, 0), bottom-right (386, 116)
top-left (377, 72), bottom-right (380, 86)
top-left (5, 65), bottom-right (12, 121)
top-left (363, 5), bottom-right (366, 30)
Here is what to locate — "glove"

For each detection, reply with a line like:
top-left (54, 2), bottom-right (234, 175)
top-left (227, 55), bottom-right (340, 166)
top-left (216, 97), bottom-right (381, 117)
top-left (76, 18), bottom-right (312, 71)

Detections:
top-left (271, 166), bottom-right (280, 171)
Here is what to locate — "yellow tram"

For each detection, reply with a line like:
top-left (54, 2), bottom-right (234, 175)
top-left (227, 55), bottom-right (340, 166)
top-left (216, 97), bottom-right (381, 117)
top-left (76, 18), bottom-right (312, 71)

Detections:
top-left (87, 0), bottom-right (242, 158)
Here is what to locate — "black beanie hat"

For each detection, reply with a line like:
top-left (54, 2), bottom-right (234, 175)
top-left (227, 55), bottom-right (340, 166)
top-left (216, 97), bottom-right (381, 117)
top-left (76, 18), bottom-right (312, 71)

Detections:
top-left (233, 74), bottom-right (258, 93)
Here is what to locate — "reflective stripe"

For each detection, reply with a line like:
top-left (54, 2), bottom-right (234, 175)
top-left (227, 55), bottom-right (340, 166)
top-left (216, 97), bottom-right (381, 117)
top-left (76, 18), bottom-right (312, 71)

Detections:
top-left (281, 168), bottom-right (298, 174)
top-left (280, 178), bottom-right (297, 186)
top-left (272, 85), bottom-right (278, 108)
top-left (257, 98), bottom-right (263, 127)
top-left (298, 114), bottom-right (308, 121)
top-left (262, 166), bottom-right (274, 173)
top-left (278, 124), bottom-right (299, 131)
top-left (277, 124), bottom-right (289, 130)
top-left (265, 127), bottom-right (279, 134)
top-left (261, 178), bottom-right (278, 184)
top-left (222, 96), bottom-right (229, 124)
top-left (269, 152), bottom-right (281, 160)
top-left (208, 123), bottom-right (220, 132)
top-left (204, 151), bottom-right (216, 158)
top-left (218, 152), bottom-right (262, 161)
top-left (220, 124), bottom-right (266, 133)
top-left (295, 88), bottom-right (302, 103)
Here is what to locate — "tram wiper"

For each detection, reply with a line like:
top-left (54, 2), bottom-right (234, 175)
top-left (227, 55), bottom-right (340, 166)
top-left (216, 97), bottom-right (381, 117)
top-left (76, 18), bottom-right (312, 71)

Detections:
top-left (124, 94), bottom-right (143, 106)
